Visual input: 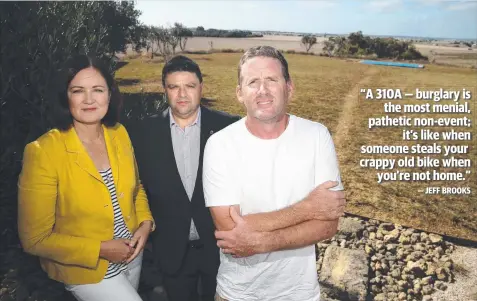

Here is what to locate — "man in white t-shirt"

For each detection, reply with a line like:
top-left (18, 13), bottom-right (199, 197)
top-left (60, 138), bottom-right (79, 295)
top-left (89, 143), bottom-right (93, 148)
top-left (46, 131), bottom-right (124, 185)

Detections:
top-left (202, 46), bottom-right (346, 301)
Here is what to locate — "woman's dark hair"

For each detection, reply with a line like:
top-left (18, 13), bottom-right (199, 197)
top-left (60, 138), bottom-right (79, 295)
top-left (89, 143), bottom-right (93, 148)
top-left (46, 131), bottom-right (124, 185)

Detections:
top-left (51, 55), bottom-right (122, 131)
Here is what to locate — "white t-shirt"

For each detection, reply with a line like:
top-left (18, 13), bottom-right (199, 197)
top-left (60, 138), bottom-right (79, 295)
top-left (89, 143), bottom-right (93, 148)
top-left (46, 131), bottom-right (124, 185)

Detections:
top-left (203, 114), bottom-right (343, 301)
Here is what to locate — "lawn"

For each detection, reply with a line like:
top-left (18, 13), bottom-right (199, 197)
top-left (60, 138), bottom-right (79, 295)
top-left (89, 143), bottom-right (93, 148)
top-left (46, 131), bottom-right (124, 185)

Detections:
top-left (116, 53), bottom-right (476, 241)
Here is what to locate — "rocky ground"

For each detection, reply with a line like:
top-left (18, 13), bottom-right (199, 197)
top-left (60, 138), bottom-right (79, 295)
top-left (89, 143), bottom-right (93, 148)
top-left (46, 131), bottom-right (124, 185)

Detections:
top-left (317, 216), bottom-right (477, 301)
top-left (1, 215), bottom-right (476, 301)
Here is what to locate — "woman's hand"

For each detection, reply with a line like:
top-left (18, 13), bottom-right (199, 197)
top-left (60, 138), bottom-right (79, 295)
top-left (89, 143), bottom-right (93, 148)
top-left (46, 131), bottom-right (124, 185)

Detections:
top-left (125, 221), bottom-right (153, 263)
top-left (99, 239), bottom-right (134, 263)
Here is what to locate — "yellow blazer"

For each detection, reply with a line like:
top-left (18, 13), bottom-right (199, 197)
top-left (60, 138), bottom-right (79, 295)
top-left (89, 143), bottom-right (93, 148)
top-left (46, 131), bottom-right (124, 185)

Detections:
top-left (17, 123), bottom-right (154, 285)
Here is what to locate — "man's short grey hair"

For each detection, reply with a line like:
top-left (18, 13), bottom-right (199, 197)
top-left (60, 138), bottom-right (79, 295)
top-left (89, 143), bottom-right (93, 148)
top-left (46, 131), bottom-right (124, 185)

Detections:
top-left (237, 46), bottom-right (291, 85)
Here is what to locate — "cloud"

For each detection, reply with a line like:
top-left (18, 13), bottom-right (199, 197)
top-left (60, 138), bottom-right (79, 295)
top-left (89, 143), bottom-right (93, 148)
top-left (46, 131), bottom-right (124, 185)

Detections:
top-left (368, 0), bottom-right (402, 11)
top-left (296, 0), bottom-right (338, 9)
top-left (416, 0), bottom-right (448, 4)
top-left (240, 1), bottom-right (260, 9)
top-left (416, 0), bottom-right (475, 3)
top-left (414, 0), bottom-right (477, 9)
top-left (447, 1), bottom-right (477, 10)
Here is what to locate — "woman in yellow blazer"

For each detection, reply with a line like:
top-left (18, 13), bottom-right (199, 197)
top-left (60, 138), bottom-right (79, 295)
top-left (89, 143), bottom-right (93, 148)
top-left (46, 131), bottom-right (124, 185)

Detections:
top-left (17, 55), bottom-right (154, 301)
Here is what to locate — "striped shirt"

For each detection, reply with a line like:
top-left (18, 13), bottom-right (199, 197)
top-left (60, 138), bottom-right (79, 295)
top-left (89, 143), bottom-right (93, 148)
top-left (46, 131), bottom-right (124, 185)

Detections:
top-left (99, 168), bottom-right (133, 279)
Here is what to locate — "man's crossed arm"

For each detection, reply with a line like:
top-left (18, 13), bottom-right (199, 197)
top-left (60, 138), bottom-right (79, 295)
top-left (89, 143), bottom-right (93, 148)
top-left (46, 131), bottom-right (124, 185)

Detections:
top-left (209, 181), bottom-right (346, 258)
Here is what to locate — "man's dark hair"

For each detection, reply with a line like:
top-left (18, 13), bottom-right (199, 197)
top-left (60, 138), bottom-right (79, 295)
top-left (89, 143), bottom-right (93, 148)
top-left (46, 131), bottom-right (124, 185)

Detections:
top-left (51, 54), bottom-right (121, 131)
top-left (162, 55), bottom-right (203, 86)
top-left (237, 46), bottom-right (291, 85)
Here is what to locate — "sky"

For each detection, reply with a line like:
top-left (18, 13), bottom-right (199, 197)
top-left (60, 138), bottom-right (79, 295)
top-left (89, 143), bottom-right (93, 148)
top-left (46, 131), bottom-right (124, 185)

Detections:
top-left (135, 0), bottom-right (477, 40)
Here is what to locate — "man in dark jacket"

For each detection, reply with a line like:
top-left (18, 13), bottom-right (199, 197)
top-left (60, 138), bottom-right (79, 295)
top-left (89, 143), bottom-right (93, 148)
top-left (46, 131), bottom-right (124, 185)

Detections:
top-left (126, 55), bottom-right (240, 301)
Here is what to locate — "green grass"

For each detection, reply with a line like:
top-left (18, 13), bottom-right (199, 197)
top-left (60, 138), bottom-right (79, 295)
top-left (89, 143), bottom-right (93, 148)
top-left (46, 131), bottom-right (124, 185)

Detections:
top-left (116, 53), bottom-right (477, 241)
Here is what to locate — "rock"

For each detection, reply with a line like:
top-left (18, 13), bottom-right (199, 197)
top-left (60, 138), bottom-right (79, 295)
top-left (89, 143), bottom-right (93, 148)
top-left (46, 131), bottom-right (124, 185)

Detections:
top-left (398, 292), bottom-right (407, 300)
top-left (398, 280), bottom-right (408, 289)
top-left (388, 292), bottom-right (398, 299)
top-left (384, 229), bottom-right (400, 243)
top-left (406, 251), bottom-right (424, 262)
top-left (426, 263), bottom-right (437, 276)
top-left (391, 268), bottom-right (401, 278)
top-left (423, 254), bottom-right (433, 261)
top-left (414, 251), bottom-right (425, 259)
top-left (386, 244), bottom-right (397, 252)
top-left (369, 232), bottom-right (376, 240)
top-left (385, 275), bottom-right (394, 284)
top-left (397, 249), bottom-right (406, 260)
top-left (374, 293), bottom-right (386, 301)
top-left (338, 218), bottom-right (365, 237)
top-left (379, 223), bottom-right (395, 231)
top-left (443, 260), bottom-right (453, 269)
top-left (440, 255), bottom-right (451, 262)
top-left (371, 284), bottom-right (380, 294)
top-left (407, 261), bottom-right (426, 275)
top-left (380, 262), bottom-right (389, 273)
top-left (433, 246), bottom-right (444, 256)
top-left (376, 231), bottom-right (384, 240)
top-left (420, 276), bottom-right (432, 286)
top-left (365, 245), bottom-right (373, 255)
top-left (399, 235), bottom-right (411, 244)
top-left (317, 242), bottom-right (330, 249)
top-left (414, 243), bottom-right (426, 251)
top-left (413, 283), bottom-right (422, 294)
top-left (370, 219), bottom-right (380, 225)
top-left (422, 296), bottom-right (433, 301)
top-left (410, 233), bottom-right (420, 243)
top-left (436, 267), bottom-right (449, 281)
top-left (387, 252), bottom-right (397, 259)
top-left (435, 281), bottom-right (447, 291)
top-left (420, 232), bottom-right (428, 240)
top-left (428, 233), bottom-right (443, 244)
top-left (319, 246), bottom-right (368, 301)
top-left (337, 234), bottom-right (347, 240)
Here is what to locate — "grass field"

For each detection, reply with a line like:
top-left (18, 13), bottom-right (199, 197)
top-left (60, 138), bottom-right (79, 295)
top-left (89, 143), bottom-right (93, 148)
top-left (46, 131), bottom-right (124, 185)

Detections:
top-left (116, 53), bottom-right (477, 241)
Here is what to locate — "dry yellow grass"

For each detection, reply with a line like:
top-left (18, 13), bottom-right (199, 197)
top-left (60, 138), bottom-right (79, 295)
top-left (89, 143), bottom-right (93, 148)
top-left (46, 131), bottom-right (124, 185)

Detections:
top-left (116, 53), bottom-right (476, 241)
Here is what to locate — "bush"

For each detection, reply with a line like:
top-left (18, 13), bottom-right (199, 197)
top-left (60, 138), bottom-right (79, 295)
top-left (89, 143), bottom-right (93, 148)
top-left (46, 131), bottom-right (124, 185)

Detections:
top-left (322, 31), bottom-right (428, 61)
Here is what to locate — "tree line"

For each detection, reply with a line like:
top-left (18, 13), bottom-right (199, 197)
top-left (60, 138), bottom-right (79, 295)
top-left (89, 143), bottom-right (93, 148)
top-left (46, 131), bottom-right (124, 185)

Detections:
top-left (301, 31), bottom-right (427, 60)
top-left (135, 25), bottom-right (263, 60)
top-left (194, 26), bottom-right (262, 38)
